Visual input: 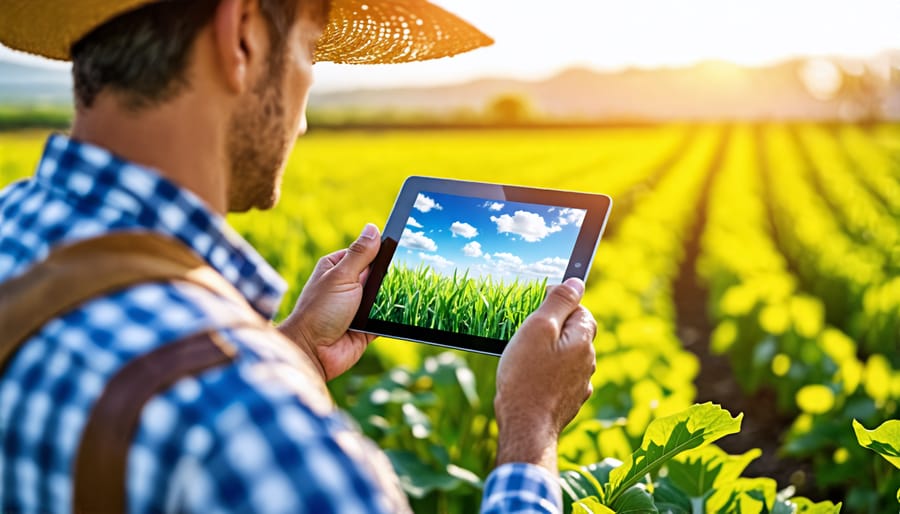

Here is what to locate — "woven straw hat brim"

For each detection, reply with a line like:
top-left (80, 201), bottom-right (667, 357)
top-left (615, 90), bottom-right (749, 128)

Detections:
top-left (316, 0), bottom-right (493, 64)
top-left (0, 0), bottom-right (155, 61)
top-left (0, 0), bottom-right (493, 64)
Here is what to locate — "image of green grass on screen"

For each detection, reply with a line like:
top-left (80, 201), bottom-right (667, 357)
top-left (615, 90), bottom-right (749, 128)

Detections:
top-left (370, 191), bottom-right (586, 340)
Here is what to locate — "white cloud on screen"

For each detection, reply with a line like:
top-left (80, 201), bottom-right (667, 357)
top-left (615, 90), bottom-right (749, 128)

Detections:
top-left (399, 228), bottom-right (437, 252)
top-left (462, 241), bottom-right (483, 257)
top-left (557, 208), bottom-right (586, 228)
top-left (414, 194), bottom-right (443, 213)
top-left (480, 201), bottom-right (505, 211)
top-left (491, 252), bottom-right (523, 266)
top-left (419, 252), bottom-right (454, 268)
top-left (477, 253), bottom-right (568, 281)
top-left (406, 216), bottom-right (423, 228)
top-left (522, 257), bottom-right (568, 278)
top-left (490, 210), bottom-right (563, 242)
top-left (450, 221), bottom-right (479, 239)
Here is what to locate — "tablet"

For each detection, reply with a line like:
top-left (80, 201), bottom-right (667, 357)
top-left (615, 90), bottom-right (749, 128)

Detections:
top-left (352, 176), bottom-right (612, 356)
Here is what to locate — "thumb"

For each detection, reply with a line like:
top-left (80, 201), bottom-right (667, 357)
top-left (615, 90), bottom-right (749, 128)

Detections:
top-left (334, 223), bottom-right (381, 281)
top-left (534, 278), bottom-right (585, 322)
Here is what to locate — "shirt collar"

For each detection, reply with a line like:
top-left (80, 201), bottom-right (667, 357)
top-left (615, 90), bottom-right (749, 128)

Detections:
top-left (36, 133), bottom-right (287, 319)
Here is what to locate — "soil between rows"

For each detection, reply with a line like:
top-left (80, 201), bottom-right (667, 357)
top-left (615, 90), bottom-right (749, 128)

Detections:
top-left (670, 126), bottom-right (817, 497)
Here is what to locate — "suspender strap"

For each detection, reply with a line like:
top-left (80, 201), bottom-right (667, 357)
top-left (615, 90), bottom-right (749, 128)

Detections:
top-left (0, 232), bottom-right (263, 511)
top-left (74, 329), bottom-right (238, 514)
top-left (0, 231), bottom-right (249, 373)
top-left (0, 233), bottom-right (376, 512)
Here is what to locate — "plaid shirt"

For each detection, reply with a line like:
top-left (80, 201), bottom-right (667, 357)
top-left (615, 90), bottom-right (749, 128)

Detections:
top-left (0, 134), bottom-right (562, 514)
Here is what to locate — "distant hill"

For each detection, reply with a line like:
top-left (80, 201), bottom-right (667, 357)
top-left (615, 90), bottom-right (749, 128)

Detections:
top-left (2, 56), bottom-right (898, 120)
top-left (0, 60), bottom-right (71, 105)
top-left (310, 58), bottom-right (900, 121)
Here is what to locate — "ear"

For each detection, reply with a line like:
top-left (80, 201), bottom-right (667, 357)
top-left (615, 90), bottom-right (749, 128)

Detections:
top-left (211, 0), bottom-right (268, 94)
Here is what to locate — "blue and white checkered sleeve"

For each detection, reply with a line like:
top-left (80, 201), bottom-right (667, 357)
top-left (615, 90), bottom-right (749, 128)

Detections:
top-left (480, 463), bottom-right (563, 514)
top-left (159, 380), bottom-right (396, 513)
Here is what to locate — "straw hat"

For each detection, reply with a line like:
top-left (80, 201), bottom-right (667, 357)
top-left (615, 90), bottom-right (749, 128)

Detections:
top-left (0, 0), bottom-right (493, 63)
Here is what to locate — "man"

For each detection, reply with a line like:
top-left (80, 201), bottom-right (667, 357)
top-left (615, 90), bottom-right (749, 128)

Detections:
top-left (0, 0), bottom-right (598, 512)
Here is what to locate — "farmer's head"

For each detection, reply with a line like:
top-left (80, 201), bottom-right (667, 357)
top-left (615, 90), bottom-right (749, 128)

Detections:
top-left (0, 0), bottom-right (493, 211)
top-left (70, 0), bottom-right (328, 211)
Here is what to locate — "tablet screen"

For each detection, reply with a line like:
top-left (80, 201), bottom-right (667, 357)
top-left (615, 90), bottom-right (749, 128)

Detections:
top-left (352, 177), bottom-right (612, 356)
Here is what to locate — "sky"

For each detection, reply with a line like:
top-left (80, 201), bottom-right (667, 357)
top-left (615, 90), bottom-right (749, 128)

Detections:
top-left (391, 191), bottom-right (585, 285)
top-left (2, 0), bottom-right (899, 92)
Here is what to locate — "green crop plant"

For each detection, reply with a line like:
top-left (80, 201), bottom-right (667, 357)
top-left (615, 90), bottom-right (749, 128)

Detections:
top-left (853, 419), bottom-right (900, 505)
top-left (559, 403), bottom-right (842, 514)
top-left (371, 263), bottom-right (548, 340)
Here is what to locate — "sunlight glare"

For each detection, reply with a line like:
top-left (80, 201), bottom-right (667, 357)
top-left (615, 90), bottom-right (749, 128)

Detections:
top-left (801, 59), bottom-right (843, 100)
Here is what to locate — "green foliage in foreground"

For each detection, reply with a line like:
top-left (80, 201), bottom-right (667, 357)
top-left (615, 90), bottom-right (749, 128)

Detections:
top-left (560, 403), bottom-right (843, 514)
top-left (371, 264), bottom-right (547, 340)
top-left (853, 419), bottom-right (900, 469)
top-left (853, 419), bottom-right (900, 503)
top-left (4, 127), bottom-right (898, 510)
top-left (331, 352), bottom-right (500, 514)
top-left (335, 352), bottom-right (849, 513)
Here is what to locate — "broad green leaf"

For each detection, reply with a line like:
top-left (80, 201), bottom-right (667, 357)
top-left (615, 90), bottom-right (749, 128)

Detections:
top-left (653, 502), bottom-right (690, 514)
top-left (852, 419), bottom-right (900, 469)
top-left (385, 450), bottom-right (470, 498)
top-left (573, 496), bottom-right (616, 514)
top-left (707, 477), bottom-right (776, 514)
top-left (611, 485), bottom-right (659, 514)
top-left (668, 446), bottom-right (761, 498)
top-left (790, 497), bottom-right (843, 513)
top-left (561, 470), bottom-right (599, 512)
top-left (606, 403), bottom-right (743, 505)
top-left (560, 458), bottom-right (621, 508)
top-left (582, 460), bottom-right (621, 487)
top-left (666, 456), bottom-right (722, 501)
top-left (652, 477), bottom-right (691, 514)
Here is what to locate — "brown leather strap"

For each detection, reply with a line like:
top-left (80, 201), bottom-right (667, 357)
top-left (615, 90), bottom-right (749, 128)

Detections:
top-left (0, 232), bottom-right (338, 511)
top-left (0, 232), bottom-right (249, 373)
top-left (73, 329), bottom-right (238, 514)
top-left (0, 232), bottom-right (260, 509)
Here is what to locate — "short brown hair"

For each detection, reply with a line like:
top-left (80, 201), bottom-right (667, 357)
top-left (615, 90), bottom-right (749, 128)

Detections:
top-left (71, 0), bottom-right (327, 110)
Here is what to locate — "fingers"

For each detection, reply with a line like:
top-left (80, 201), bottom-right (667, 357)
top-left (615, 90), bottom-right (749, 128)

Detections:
top-left (333, 223), bottom-right (381, 281)
top-left (358, 266), bottom-right (371, 286)
top-left (307, 249), bottom-right (347, 284)
top-left (561, 306), bottom-right (597, 363)
top-left (561, 305), bottom-right (598, 344)
top-left (533, 278), bottom-right (585, 326)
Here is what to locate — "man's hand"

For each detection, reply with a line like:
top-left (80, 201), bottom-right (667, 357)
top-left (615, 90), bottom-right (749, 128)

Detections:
top-left (279, 223), bottom-right (381, 381)
top-left (493, 278), bottom-right (597, 474)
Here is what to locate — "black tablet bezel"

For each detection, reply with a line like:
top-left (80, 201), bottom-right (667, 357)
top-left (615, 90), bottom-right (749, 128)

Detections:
top-left (351, 176), bottom-right (613, 356)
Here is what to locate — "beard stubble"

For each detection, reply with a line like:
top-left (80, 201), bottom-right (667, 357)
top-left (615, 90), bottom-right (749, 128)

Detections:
top-left (225, 54), bottom-right (292, 213)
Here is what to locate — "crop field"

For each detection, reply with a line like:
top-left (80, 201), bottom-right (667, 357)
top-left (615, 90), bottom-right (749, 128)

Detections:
top-left (1, 124), bottom-right (898, 513)
top-left (371, 263), bottom-right (547, 340)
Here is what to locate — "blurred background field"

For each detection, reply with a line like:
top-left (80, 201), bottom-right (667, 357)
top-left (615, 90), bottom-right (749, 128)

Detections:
top-left (2, 0), bottom-right (900, 511)
top-left (2, 123), bottom-right (898, 511)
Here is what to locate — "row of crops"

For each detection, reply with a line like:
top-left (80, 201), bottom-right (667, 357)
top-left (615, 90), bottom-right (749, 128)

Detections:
top-left (699, 125), bottom-right (899, 510)
top-left (0, 124), bottom-right (897, 512)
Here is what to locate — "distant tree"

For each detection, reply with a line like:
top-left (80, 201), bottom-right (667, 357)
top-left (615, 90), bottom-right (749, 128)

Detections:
top-left (485, 93), bottom-right (532, 124)
top-left (836, 66), bottom-right (884, 122)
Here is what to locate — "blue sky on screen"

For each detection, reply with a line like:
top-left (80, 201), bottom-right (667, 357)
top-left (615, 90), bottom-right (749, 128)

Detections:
top-left (391, 191), bottom-right (585, 285)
